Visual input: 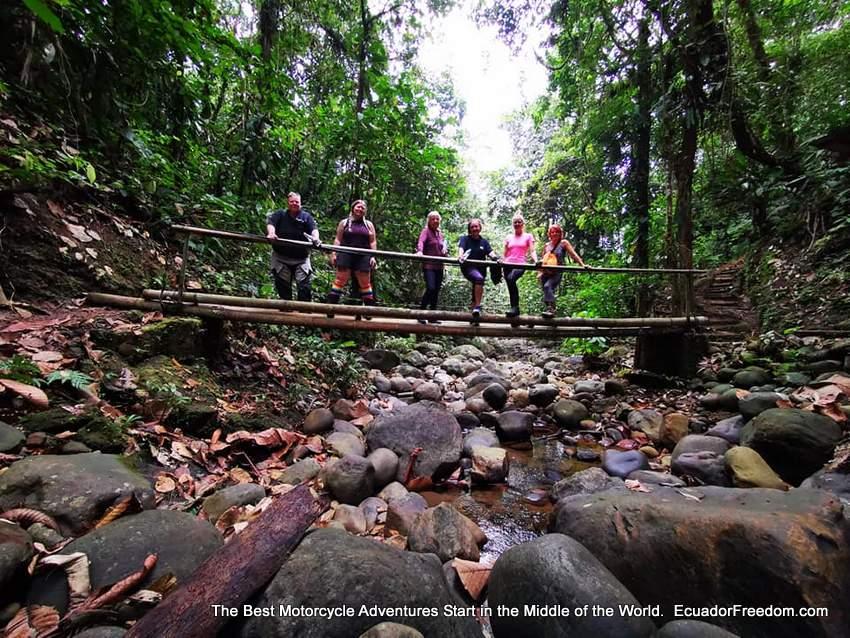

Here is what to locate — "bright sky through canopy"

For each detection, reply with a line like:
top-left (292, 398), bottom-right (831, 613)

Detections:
top-left (419, 1), bottom-right (549, 178)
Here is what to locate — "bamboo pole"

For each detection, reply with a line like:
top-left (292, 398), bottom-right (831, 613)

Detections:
top-left (88, 293), bottom-right (693, 338)
top-left (170, 224), bottom-right (707, 275)
top-left (141, 289), bottom-right (711, 328)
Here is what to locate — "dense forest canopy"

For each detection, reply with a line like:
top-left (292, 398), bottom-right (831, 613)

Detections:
top-left (1, 0), bottom-right (849, 322)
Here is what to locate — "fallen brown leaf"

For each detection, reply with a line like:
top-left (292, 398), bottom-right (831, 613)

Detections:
top-left (452, 558), bottom-right (492, 600)
top-left (4, 605), bottom-right (60, 638)
top-left (155, 474), bottom-right (177, 493)
top-left (0, 379), bottom-right (49, 409)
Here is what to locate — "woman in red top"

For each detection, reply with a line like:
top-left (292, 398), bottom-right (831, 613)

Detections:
top-left (415, 211), bottom-right (449, 322)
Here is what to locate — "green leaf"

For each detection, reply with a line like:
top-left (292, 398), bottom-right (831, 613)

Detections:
top-left (22, 0), bottom-right (65, 33)
top-left (85, 162), bottom-right (97, 183)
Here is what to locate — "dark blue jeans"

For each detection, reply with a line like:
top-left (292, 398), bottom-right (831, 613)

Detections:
top-left (420, 268), bottom-right (444, 309)
top-left (504, 268), bottom-right (525, 308)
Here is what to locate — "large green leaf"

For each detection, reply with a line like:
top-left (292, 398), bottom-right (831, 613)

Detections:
top-left (22, 0), bottom-right (65, 33)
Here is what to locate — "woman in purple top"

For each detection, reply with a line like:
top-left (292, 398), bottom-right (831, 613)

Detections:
top-left (415, 211), bottom-right (449, 322)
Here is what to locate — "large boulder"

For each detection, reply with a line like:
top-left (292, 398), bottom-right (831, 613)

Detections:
top-left (552, 487), bottom-right (850, 638)
top-left (407, 503), bottom-right (482, 562)
top-left (740, 408), bottom-right (842, 485)
top-left (0, 453), bottom-right (154, 535)
top-left (366, 401), bottom-right (462, 482)
top-left (29, 510), bottom-right (222, 614)
top-left (240, 529), bottom-right (481, 638)
top-left (488, 534), bottom-right (656, 638)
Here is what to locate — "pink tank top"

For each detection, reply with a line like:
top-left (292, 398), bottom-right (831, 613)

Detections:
top-left (504, 232), bottom-right (534, 264)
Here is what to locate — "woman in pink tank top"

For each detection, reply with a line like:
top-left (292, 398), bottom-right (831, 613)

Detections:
top-left (502, 213), bottom-right (538, 317)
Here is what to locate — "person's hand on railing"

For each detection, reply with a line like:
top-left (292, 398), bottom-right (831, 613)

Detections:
top-left (459, 249), bottom-right (471, 264)
top-left (370, 257), bottom-right (378, 270)
top-left (267, 231), bottom-right (278, 240)
top-left (311, 236), bottom-right (322, 248)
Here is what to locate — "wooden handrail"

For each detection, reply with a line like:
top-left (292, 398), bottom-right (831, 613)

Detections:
top-left (170, 224), bottom-right (707, 275)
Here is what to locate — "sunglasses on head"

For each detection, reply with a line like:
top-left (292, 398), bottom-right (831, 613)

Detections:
top-left (513, 221), bottom-right (523, 225)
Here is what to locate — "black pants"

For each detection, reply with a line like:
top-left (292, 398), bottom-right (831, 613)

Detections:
top-left (273, 265), bottom-right (312, 302)
top-left (504, 268), bottom-right (525, 308)
top-left (420, 269), bottom-right (444, 309)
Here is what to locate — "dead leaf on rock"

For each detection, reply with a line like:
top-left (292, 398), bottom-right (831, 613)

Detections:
top-left (31, 350), bottom-right (63, 363)
top-left (65, 223), bottom-right (93, 243)
top-left (0, 379), bottom-right (49, 409)
top-left (452, 558), bottom-right (492, 600)
top-left (229, 467), bottom-right (252, 483)
top-left (85, 248), bottom-right (99, 260)
top-left (155, 474), bottom-right (177, 493)
top-left (624, 479), bottom-right (652, 493)
top-left (39, 552), bottom-right (91, 610)
top-left (4, 605), bottom-right (60, 638)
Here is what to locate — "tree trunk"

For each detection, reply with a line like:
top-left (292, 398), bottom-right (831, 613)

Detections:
top-left (631, 13), bottom-right (652, 316)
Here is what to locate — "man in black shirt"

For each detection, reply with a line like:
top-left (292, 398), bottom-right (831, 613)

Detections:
top-left (266, 192), bottom-right (321, 301)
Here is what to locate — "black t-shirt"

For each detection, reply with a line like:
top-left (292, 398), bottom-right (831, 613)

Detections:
top-left (458, 235), bottom-right (492, 262)
top-left (267, 209), bottom-right (317, 259)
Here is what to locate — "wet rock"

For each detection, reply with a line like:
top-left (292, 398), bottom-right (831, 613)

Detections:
top-left (60, 441), bottom-right (92, 454)
top-left (628, 409), bottom-right (663, 442)
top-left (386, 492), bottom-right (427, 536)
top-left (509, 388), bottom-right (529, 408)
top-left (358, 497), bottom-right (386, 531)
top-left (333, 504), bottom-right (367, 534)
top-left (528, 383), bottom-right (558, 407)
top-left (552, 399), bottom-right (589, 428)
top-left (738, 392), bottom-right (783, 420)
top-left (241, 529), bottom-right (480, 638)
top-left (326, 432), bottom-right (366, 458)
top-left (552, 487), bottom-right (850, 638)
top-left (495, 411), bottom-right (533, 442)
top-left (462, 428), bottom-right (500, 456)
top-left (403, 350), bottom-right (429, 369)
top-left (279, 457), bottom-right (321, 485)
top-left (202, 483), bottom-right (265, 523)
top-left (799, 470), bottom-right (850, 503)
top-left (413, 382), bottom-right (442, 402)
top-left (303, 408), bottom-right (334, 434)
top-left (574, 380), bottom-right (605, 394)
top-left (30, 510), bottom-right (221, 614)
top-left (470, 446), bottom-right (508, 483)
top-left (638, 446), bottom-right (658, 459)
top-left (321, 455), bottom-right (375, 505)
top-left (368, 448), bottom-right (399, 487)
top-left (362, 350), bottom-right (400, 372)
top-left (672, 451), bottom-right (730, 486)
top-left (464, 397), bottom-right (490, 414)
top-left (0, 422), bottom-right (24, 452)
top-left (390, 377), bottom-right (413, 394)
top-left (732, 367), bottom-right (771, 388)
top-left (333, 420), bottom-right (364, 439)
top-left (653, 620), bottom-right (740, 637)
top-left (488, 534), bottom-right (656, 638)
top-left (26, 522), bottom-right (63, 548)
top-left (407, 503), bottom-right (482, 562)
top-left (0, 521), bottom-right (32, 591)
top-left (454, 412), bottom-right (480, 430)
top-left (626, 470), bottom-right (685, 486)
top-left (740, 408), bottom-right (842, 485)
top-left (451, 344), bottom-right (485, 361)
top-left (699, 389), bottom-right (741, 412)
top-left (805, 360), bottom-right (842, 375)
top-left (577, 447), bottom-right (601, 461)
top-left (360, 623), bottom-right (424, 638)
top-left (0, 453), bottom-right (154, 535)
top-left (602, 450), bottom-right (649, 479)
top-left (672, 435), bottom-right (730, 460)
top-left (724, 447), bottom-right (788, 490)
top-left (706, 415), bottom-right (745, 444)
top-left (482, 383), bottom-right (508, 410)
top-left (372, 374), bottom-right (392, 393)
top-left (378, 482), bottom-right (409, 502)
top-left (396, 365), bottom-right (423, 379)
top-left (550, 467), bottom-right (624, 502)
top-left (366, 401), bottom-right (462, 482)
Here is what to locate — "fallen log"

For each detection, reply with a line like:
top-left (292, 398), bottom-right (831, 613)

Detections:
top-left (125, 484), bottom-right (326, 638)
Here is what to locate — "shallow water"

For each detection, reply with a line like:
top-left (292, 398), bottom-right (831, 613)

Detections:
top-left (423, 435), bottom-right (600, 562)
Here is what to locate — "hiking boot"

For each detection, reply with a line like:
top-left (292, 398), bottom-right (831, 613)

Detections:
top-left (505, 307), bottom-right (520, 318)
top-left (472, 306), bottom-right (481, 319)
top-left (542, 303), bottom-right (556, 319)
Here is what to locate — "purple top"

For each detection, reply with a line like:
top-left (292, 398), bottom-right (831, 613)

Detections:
top-left (417, 227), bottom-right (447, 271)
